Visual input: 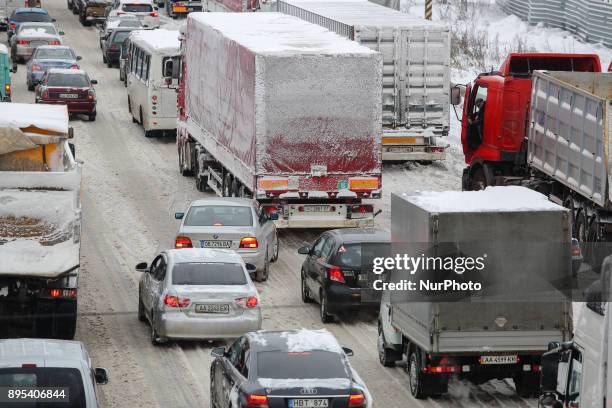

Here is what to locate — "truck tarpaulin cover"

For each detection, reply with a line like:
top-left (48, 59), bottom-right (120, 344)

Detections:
top-left (184, 13), bottom-right (382, 182)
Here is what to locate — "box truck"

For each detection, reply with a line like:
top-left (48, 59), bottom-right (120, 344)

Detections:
top-left (177, 12), bottom-right (383, 228)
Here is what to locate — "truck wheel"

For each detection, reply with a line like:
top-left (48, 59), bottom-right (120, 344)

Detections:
top-left (256, 252), bottom-right (269, 282)
top-left (469, 166), bottom-right (488, 191)
top-left (138, 294), bottom-right (146, 322)
top-left (377, 324), bottom-right (399, 367)
top-left (301, 270), bottom-right (312, 303)
top-left (238, 185), bottom-right (251, 198)
top-left (55, 301), bottom-right (77, 340)
top-left (231, 179), bottom-right (240, 197)
top-left (576, 209), bottom-right (588, 243)
top-left (319, 291), bottom-right (333, 323)
top-left (222, 173), bottom-right (232, 197)
top-left (408, 352), bottom-right (429, 399)
top-left (196, 174), bottom-right (208, 192)
top-left (72, 5), bottom-right (78, 14)
top-left (513, 372), bottom-right (539, 397)
top-left (68, 0), bottom-right (72, 10)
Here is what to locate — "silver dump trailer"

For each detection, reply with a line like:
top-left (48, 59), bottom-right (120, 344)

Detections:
top-left (177, 12), bottom-right (383, 228)
top-left (277, 0), bottom-right (450, 162)
top-left (0, 103), bottom-right (82, 340)
top-left (378, 187), bottom-right (572, 398)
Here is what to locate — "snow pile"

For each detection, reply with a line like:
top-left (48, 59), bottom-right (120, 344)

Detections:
top-left (280, 329), bottom-right (344, 353)
top-left (130, 28), bottom-right (180, 54)
top-left (404, 186), bottom-right (564, 212)
top-left (0, 103), bottom-right (69, 134)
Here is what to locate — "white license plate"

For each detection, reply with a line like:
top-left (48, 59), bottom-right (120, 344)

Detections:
top-left (195, 303), bottom-right (229, 314)
top-left (289, 399), bottom-right (328, 407)
top-left (480, 355), bottom-right (518, 365)
top-left (303, 205), bottom-right (330, 212)
top-left (201, 240), bottom-right (231, 248)
top-left (358, 273), bottom-right (368, 281)
top-left (59, 93), bottom-right (79, 99)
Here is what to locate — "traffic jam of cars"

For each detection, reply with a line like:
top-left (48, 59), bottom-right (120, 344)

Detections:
top-left (0, 0), bottom-right (611, 406)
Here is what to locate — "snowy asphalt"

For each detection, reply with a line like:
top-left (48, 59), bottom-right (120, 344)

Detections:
top-left (5, 1), bottom-right (536, 406)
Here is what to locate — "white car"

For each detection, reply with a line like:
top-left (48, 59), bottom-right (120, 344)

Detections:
top-left (10, 22), bottom-right (63, 62)
top-left (174, 198), bottom-right (279, 282)
top-left (136, 248), bottom-right (263, 345)
top-left (107, 0), bottom-right (159, 28)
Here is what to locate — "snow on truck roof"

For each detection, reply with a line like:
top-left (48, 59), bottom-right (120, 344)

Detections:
top-left (130, 29), bottom-right (180, 54)
top-left (280, 0), bottom-right (448, 29)
top-left (188, 12), bottom-right (376, 56)
top-left (402, 186), bottom-right (564, 213)
top-left (0, 103), bottom-right (69, 135)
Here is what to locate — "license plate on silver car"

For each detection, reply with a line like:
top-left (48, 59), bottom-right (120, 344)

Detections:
top-left (59, 93), bottom-right (79, 99)
top-left (289, 399), bottom-right (328, 407)
top-left (480, 355), bottom-right (518, 365)
top-left (201, 240), bottom-right (231, 248)
top-left (195, 304), bottom-right (229, 314)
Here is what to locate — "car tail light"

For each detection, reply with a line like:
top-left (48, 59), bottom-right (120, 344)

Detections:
top-left (351, 204), bottom-right (373, 214)
top-left (40, 288), bottom-right (77, 299)
top-left (70, 64), bottom-right (79, 69)
top-left (424, 365), bottom-right (460, 374)
top-left (109, 43), bottom-right (118, 50)
top-left (348, 392), bottom-right (366, 407)
top-left (235, 296), bottom-right (258, 309)
top-left (31, 64), bottom-right (42, 71)
top-left (239, 237), bottom-right (258, 249)
top-left (16, 40), bottom-right (30, 45)
top-left (430, 146), bottom-right (444, 153)
top-left (48, 40), bottom-right (61, 45)
top-left (5, 84), bottom-right (10, 95)
top-left (571, 241), bottom-right (581, 257)
top-left (22, 364), bottom-right (37, 368)
top-left (175, 236), bottom-right (192, 248)
top-left (150, 11), bottom-right (158, 16)
top-left (246, 394), bottom-right (268, 408)
top-left (328, 266), bottom-right (345, 283)
top-left (9, 23), bottom-right (16, 30)
top-left (163, 294), bottom-right (190, 308)
top-left (87, 90), bottom-right (95, 101)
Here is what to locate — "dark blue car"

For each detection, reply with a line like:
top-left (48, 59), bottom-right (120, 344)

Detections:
top-left (26, 45), bottom-right (81, 91)
top-left (7, 8), bottom-right (55, 40)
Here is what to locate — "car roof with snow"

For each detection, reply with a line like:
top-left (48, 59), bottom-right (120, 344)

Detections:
top-left (189, 197), bottom-right (255, 208)
top-left (327, 228), bottom-right (389, 243)
top-left (0, 339), bottom-right (89, 368)
top-left (14, 7), bottom-right (49, 13)
top-left (130, 29), bottom-right (179, 55)
top-left (165, 248), bottom-right (244, 265)
top-left (246, 329), bottom-right (344, 353)
top-left (47, 68), bottom-right (87, 76)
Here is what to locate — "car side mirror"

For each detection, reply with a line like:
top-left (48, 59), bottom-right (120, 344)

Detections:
top-left (135, 262), bottom-right (148, 272)
top-left (450, 85), bottom-right (462, 106)
top-left (154, 6), bottom-right (159, 9)
top-left (163, 58), bottom-right (173, 78)
top-left (245, 263), bottom-right (257, 275)
top-left (94, 368), bottom-right (108, 384)
top-left (91, 79), bottom-right (98, 85)
top-left (342, 347), bottom-right (354, 357)
top-left (297, 245), bottom-right (311, 255)
top-left (547, 341), bottom-right (561, 351)
top-left (59, 31), bottom-right (65, 35)
top-left (52, 18), bottom-right (57, 22)
top-left (174, 212), bottom-right (184, 220)
top-left (77, 56), bottom-right (82, 60)
top-left (211, 347), bottom-right (225, 358)
top-left (68, 142), bottom-right (76, 159)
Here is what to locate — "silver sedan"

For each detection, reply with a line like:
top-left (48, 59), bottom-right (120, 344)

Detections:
top-left (174, 198), bottom-right (279, 282)
top-left (136, 249), bottom-right (263, 345)
top-left (10, 22), bottom-right (64, 62)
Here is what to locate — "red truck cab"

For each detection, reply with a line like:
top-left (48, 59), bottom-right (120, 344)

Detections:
top-left (458, 53), bottom-right (601, 190)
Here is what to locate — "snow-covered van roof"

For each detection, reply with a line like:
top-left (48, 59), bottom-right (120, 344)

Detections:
top-left (0, 44), bottom-right (8, 54)
top-left (188, 12), bottom-right (377, 56)
top-left (403, 186), bottom-right (564, 213)
top-left (130, 29), bottom-right (180, 55)
top-left (0, 103), bottom-right (69, 135)
top-left (280, 0), bottom-right (447, 29)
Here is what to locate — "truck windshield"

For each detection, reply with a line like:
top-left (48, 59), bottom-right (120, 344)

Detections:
top-left (0, 367), bottom-right (86, 407)
top-left (172, 263), bottom-right (247, 285)
top-left (184, 206), bottom-right (253, 227)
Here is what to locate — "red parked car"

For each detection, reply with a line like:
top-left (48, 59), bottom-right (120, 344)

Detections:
top-left (35, 68), bottom-right (98, 121)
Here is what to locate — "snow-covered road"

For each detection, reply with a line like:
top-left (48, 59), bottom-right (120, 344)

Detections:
top-left (0, 1), bottom-right (556, 406)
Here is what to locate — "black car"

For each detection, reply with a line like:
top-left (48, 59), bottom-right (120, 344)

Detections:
top-left (210, 329), bottom-right (369, 408)
top-left (101, 27), bottom-right (136, 68)
top-left (298, 228), bottom-right (390, 323)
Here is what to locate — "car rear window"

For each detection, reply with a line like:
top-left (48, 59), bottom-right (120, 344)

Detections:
top-left (172, 263), bottom-right (247, 285)
top-left (112, 31), bottom-right (131, 43)
top-left (13, 12), bottom-right (52, 22)
top-left (0, 367), bottom-right (86, 407)
top-left (122, 3), bottom-right (152, 12)
top-left (256, 351), bottom-right (348, 379)
top-left (332, 243), bottom-right (391, 269)
top-left (118, 20), bottom-right (141, 27)
top-left (35, 48), bottom-right (74, 60)
top-left (47, 73), bottom-right (89, 87)
top-left (19, 25), bottom-right (56, 35)
top-left (184, 206), bottom-right (253, 227)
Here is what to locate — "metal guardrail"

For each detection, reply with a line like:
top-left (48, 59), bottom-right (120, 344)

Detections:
top-left (276, 1), bottom-right (355, 39)
top-left (498, 0), bottom-right (612, 48)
